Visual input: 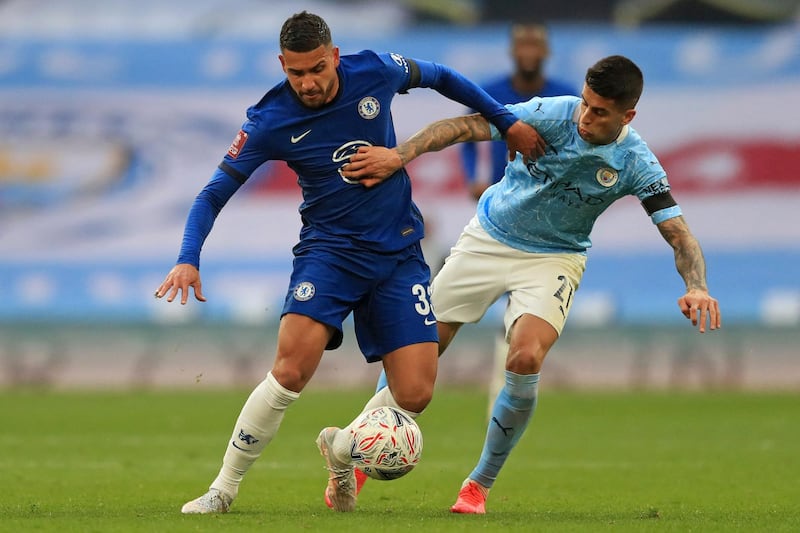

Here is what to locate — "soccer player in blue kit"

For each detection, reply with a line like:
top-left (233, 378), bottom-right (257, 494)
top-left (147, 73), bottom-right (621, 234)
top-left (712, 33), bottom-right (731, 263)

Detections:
top-left (460, 21), bottom-right (575, 201)
top-left (342, 55), bottom-right (722, 514)
top-left (154, 11), bottom-right (542, 514)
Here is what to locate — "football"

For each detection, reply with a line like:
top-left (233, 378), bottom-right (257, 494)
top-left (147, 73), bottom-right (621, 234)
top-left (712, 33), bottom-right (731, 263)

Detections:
top-left (349, 406), bottom-right (423, 481)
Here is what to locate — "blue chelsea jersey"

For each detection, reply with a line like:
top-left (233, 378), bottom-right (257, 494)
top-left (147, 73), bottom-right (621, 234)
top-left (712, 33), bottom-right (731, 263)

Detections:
top-left (223, 50), bottom-right (423, 253)
top-left (481, 95), bottom-right (681, 254)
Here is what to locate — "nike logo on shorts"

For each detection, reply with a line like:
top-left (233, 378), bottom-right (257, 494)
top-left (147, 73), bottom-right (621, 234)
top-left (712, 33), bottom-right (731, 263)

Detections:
top-left (424, 317), bottom-right (436, 326)
top-left (291, 130), bottom-right (312, 143)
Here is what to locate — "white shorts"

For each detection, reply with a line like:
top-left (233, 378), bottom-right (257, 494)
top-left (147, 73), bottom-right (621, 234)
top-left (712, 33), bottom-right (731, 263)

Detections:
top-left (431, 216), bottom-right (586, 338)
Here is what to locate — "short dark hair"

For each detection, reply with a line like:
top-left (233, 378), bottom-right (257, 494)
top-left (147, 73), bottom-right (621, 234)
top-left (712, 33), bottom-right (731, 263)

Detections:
top-left (279, 11), bottom-right (332, 53)
top-left (585, 55), bottom-right (643, 109)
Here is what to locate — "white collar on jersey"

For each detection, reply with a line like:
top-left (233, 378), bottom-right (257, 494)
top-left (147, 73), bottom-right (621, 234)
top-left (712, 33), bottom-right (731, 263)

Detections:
top-left (614, 125), bottom-right (630, 143)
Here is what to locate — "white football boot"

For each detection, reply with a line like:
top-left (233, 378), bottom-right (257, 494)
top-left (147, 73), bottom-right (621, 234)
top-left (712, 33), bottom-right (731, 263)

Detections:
top-left (180, 488), bottom-right (233, 514)
top-left (316, 427), bottom-right (356, 512)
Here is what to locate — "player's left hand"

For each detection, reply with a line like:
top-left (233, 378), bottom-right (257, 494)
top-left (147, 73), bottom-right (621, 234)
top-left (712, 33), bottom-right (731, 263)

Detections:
top-left (505, 120), bottom-right (546, 164)
top-left (340, 146), bottom-right (402, 188)
top-left (678, 289), bottom-right (721, 333)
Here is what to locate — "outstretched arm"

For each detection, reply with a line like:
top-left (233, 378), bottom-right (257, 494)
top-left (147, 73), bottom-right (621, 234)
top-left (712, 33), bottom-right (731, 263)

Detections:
top-left (153, 168), bottom-right (241, 304)
top-left (342, 114), bottom-right (496, 186)
top-left (656, 216), bottom-right (721, 332)
top-left (398, 113), bottom-right (494, 164)
top-left (410, 59), bottom-right (545, 162)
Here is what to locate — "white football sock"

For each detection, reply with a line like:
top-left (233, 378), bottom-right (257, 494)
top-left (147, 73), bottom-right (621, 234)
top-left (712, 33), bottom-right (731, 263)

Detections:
top-left (360, 385), bottom-right (419, 419)
top-left (210, 371), bottom-right (299, 499)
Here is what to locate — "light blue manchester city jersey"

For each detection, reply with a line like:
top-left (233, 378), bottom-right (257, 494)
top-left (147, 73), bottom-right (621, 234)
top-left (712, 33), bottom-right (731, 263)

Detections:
top-left (482, 95), bottom-right (681, 254)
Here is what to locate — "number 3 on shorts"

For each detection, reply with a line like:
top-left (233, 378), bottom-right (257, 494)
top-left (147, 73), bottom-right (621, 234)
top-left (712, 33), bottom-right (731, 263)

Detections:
top-left (411, 283), bottom-right (432, 317)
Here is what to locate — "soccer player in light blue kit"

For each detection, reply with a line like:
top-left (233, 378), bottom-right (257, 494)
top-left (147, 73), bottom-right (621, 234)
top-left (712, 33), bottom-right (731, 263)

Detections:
top-left (154, 11), bottom-right (542, 514)
top-left (343, 55), bottom-right (722, 514)
top-left (459, 20), bottom-right (576, 416)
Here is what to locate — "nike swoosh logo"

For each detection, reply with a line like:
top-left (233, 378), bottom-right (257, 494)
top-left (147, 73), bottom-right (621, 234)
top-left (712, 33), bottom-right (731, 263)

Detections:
top-left (424, 318), bottom-right (436, 326)
top-left (291, 130), bottom-right (312, 143)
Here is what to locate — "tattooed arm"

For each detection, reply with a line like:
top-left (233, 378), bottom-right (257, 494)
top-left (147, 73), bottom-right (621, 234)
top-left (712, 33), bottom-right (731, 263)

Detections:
top-left (341, 114), bottom-right (498, 186)
top-left (398, 114), bottom-right (493, 166)
top-left (656, 216), bottom-right (721, 332)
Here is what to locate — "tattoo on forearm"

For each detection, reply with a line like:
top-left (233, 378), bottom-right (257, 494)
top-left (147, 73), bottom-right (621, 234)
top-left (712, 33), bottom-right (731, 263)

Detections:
top-left (396, 114), bottom-right (490, 166)
top-left (675, 240), bottom-right (707, 291)
top-left (658, 216), bottom-right (708, 291)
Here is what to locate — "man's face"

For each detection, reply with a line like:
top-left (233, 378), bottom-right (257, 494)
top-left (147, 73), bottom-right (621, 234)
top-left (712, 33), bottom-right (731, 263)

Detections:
top-left (577, 84), bottom-right (636, 145)
top-left (511, 26), bottom-right (549, 79)
top-left (279, 44), bottom-right (340, 108)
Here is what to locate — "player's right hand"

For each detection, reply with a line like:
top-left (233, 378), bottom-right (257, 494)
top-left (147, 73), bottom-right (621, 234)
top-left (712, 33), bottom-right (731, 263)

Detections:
top-left (154, 263), bottom-right (206, 305)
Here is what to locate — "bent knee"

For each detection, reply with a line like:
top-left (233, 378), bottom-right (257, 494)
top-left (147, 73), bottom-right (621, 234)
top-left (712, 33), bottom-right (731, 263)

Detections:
top-left (506, 345), bottom-right (548, 374)
top-left (392, 384), bottom-right (434, 414)
top-left (270, 363), bottom-right (312, 393)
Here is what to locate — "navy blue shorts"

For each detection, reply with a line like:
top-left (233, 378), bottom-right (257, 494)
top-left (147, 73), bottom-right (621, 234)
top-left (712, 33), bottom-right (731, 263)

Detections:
top-left (281, 242), bottom-right (438, 362)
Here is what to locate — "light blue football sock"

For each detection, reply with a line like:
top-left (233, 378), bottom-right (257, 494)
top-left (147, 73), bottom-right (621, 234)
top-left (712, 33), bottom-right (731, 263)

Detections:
top-left (375, 369), bottom-right (388, 393)
top-left (470, 371), bottom-right (540, 489)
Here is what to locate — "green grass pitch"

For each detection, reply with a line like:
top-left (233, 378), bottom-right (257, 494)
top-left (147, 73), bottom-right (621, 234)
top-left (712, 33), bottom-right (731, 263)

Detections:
top-left (2, 387), bottom-right (798, 532)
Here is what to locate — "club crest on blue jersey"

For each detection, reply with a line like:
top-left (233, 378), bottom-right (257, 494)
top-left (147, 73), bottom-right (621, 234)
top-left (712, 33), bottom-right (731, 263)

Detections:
top-left (293, 281), bottom-right (316, 301)
top-left (358, 97), bottom-right (380, 119)
top-left (334, 140), bottom-right (373, 184)
top-left (595, 167), bottom-right (619, 187)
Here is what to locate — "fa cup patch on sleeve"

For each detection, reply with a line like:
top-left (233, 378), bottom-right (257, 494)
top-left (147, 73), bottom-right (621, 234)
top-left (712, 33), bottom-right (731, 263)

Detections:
top-left (227, 130), bottom-right (248, 158)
